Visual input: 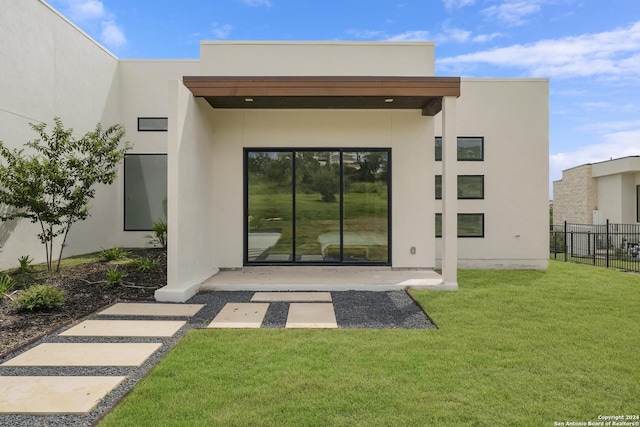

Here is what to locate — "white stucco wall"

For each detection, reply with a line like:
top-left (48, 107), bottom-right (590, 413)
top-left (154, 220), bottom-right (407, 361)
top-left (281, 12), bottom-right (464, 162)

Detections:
top-left (207, 109), bottom-right (435, 269)
top-left (199, 41), bottom-right (435, 77)
top-left (434, 79), bottom-right (549, 269)
top-left (0, 0), bottom-right (121, 270)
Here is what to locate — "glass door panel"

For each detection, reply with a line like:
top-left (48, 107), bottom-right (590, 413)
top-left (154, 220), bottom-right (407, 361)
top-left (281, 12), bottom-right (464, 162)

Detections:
top-left (295, 151), bottom-right (341, 262)
top-left (247, 151), bottom-right (293, 262)
top-left (342, 151), bottom-right (389, 263)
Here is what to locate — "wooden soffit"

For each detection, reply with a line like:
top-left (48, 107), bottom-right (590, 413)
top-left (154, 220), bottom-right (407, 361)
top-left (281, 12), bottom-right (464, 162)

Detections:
top-left (182, 76), bottom-right (460, 116)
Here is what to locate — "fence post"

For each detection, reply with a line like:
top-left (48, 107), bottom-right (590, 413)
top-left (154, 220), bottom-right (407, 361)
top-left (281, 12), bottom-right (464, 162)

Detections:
top-left (563, 221), bottom-right (567, 261)
top-left (606, 219), bottom-right (610, 268)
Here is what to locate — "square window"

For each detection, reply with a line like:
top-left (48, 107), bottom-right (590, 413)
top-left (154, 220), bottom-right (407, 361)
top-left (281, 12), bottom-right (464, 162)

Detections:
top-left (138, 117), bottom-right (168, 132)
top-left (124, 154), bottom-right (167, 231)
top-left (435, 213), bottom-right (484, 237)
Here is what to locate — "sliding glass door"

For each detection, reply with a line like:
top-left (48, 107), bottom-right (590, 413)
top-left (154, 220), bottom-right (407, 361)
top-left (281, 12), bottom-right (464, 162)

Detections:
top-left (245, 149), bottom-right (390, 264)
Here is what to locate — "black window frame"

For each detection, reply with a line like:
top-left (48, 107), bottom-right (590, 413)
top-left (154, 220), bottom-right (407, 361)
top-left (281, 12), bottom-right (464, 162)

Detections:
top-left (435, 175), bottom-right (484, 200)
top-left (435, 213), bottom-right (485, 238)
top-left (137, 117), bottom-right (168, 132)
top-left (435, 136), bottom-right (484, 161)
top-left (637, 185), bottom-right (640, 223)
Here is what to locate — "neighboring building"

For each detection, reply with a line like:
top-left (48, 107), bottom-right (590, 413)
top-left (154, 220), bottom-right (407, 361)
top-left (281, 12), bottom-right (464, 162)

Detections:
top-left (0, 1), bottom-right (549, 302)
top-left (553, 156), bottom-right (640, 225)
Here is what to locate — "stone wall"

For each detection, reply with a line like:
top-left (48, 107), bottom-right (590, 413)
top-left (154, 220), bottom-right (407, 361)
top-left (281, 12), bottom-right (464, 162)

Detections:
top-left (553, 164), bottom-right (598, 224)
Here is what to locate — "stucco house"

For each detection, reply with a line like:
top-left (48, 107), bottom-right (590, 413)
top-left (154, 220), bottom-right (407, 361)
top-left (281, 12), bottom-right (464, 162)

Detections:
top-left (553, 156), bottom-right (640, 225)
top-left (0, 1), bottom-right (549, 302)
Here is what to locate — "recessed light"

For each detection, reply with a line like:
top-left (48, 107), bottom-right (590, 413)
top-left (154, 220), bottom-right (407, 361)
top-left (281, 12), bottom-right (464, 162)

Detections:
top-left (384, 98), bottom-right (394, 103)
top-left (245, 98), bottom-right (254, 102)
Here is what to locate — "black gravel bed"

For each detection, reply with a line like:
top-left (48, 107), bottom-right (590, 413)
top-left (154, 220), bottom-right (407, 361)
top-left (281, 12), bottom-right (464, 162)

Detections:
top-left (0, 290), bottom-right (435, 426)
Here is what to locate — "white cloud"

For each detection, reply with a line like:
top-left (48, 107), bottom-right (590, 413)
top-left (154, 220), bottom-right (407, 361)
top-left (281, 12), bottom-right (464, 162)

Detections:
top-left (211, 23), bottom-right (233, 39)
top-left (580, 120), bottom-right (640, 133)
top-left (101, 20), bottom-right (126, 48)
top-left (53, 0), bottom-right (126, 50)
top-left (482, 0), bottom-right (543, 26)
top-left (386, 30), bottom-right (431, 42)
top-left (472, 32), bottom-right (503, 43)
top-left (438, 21), bottom-right (640, 78)
top-left (443, 0), bottom-right (475, 8)
top-left (238, 0), bottom-right (272, 6)
top-left (550, 129), bottom-right (640, 183)
top-left (57, 0), bottom-right (106, 22)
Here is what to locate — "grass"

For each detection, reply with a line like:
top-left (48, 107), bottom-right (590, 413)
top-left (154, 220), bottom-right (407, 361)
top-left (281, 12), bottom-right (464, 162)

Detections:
top-left (99, 261), bottom-right (640, 427)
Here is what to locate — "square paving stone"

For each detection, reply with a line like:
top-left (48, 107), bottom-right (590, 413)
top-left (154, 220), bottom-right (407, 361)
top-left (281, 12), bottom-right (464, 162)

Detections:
top-left (207, 303), bottom-right (269, 328)
top-left (1, 343), bottom-right (162, 367)
top-left (98, 303), bottom-right (205, 317)
top-left (59, 320), bottom-right (186, 337)
top-left (251, 292), bottom-right (332, 302)
top-left (0, 376), bottom-right (125, 414)
top-left (286, 303), bottom-right (337, 328)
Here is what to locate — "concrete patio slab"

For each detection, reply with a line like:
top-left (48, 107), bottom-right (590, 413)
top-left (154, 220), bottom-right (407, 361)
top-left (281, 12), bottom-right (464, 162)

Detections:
top-left (207, 303), bottom-right (269, 328)
top-left (286, 303), bottom-right (337, 328)
top-left (0, 376), bottom-right (126, 414)
top-left (200, 266), bottom-right (443, 292)
top-left (251, 292), bottom-right (332, 302)
top-left (59, 320), bottom-right (186, 337)
top-left (98, 303), bottom-right (205, 317)
top-left (1, 343), bottom-right (161, 367)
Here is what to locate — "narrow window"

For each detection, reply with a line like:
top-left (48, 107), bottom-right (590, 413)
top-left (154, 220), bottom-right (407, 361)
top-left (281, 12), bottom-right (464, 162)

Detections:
top-left (435, 175), bottom-right (484, 199)
top-left (435, 136), bottom-right (484, 161)
top-left (435, 213), bottom-right (485, 238)
top-left (637, 185), bottom-right (640, 222)
top-left (124, 154), bottom-right (167, 231)
top-left (138, 117), bottom-right (168, 132)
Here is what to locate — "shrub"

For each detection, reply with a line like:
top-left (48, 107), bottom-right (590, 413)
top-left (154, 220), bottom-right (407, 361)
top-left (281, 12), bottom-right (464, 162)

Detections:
top-left (135, 257), bottom-right (158, 273)
top-left (0, 273), bottom-right (14, 297)
top-left (15, 285), bottom-right (65, 311)
top-left (101, 247), bottom-right (128, 262)
top-left (146, 219), bottom-right (167, 249)
top-left (18, 255), bottom-right (34, 273)
top-left (106, 267), bottom-right (124, 285)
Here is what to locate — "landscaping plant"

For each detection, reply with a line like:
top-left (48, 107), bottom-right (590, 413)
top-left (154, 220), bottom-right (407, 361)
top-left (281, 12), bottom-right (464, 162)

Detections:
top-left (147, 219), bottom-right (167, 249)
top-left (0, 117), bottom-right (130, 272)
top-left (17, 255), bottom-right (34, 273)
top-left (14, 284), bottom-right (65, 311)
top-left (100, 247), bottom-right (128, 262)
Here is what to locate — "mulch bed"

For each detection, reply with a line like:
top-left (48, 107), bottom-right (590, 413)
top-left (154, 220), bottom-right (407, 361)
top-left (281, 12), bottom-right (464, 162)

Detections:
top-left (0, 248), bottom-right (166, 357)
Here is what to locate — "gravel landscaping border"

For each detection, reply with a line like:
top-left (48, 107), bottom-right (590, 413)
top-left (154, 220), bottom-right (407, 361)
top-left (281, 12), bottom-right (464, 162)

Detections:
top-left (0, 290), bottom-right (436, 426)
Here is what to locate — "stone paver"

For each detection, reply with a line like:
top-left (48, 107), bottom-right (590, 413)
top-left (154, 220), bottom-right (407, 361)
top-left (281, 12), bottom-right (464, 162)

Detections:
top-left (207, 303), bottom-right (269, 328)
top-left (286, 303), bottom-right (338, 328)
top-left (251, 291), bottom-right (332, 302)
top-left (98, 303), bottom-right (204, 317)
top-left (0, 376), bottom-right (126, 414)
top-left (1, 343), bottom-right (162, 367)
top-left (59, 320), bottom-right (186, 337)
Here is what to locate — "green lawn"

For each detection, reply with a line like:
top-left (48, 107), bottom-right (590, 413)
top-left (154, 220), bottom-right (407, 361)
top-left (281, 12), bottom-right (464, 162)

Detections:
top-left (100, 261), bottom-right (640, 427)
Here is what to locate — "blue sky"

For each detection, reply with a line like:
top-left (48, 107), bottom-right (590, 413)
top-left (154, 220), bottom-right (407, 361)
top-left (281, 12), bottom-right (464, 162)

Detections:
top-left (48, 0), bottom-right (640, 197)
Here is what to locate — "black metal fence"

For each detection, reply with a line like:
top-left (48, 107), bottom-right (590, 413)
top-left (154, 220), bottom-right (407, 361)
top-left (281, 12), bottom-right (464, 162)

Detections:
top-left (550, 221), bottom-right (640, 272)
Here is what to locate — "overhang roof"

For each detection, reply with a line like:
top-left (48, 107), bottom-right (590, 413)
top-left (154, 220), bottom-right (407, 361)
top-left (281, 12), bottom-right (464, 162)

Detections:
top-left (182, 76), bottom-right (460, 116)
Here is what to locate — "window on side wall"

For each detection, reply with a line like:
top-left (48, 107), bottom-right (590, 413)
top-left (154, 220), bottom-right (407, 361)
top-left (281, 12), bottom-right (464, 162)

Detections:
top-left (435, 175), bottom-right (484, 199)
top-left (435, 136), bottom-right (484, 161)
top-left (124, 154), bottom-right (167, 231)
top-left (637, 185), bottom-right (640, 222)
top-left (435, 213), bottom-right (485, 238)
top-left (138, 117), bottom-right (168, 132)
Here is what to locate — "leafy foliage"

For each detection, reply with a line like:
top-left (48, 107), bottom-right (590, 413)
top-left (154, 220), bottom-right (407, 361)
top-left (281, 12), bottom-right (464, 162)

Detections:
top-left (100, 247), bottom-right (128, 262)
top-left (146, 219), bottom-right (167, 249)
top-left (15, 284), bottom-right (65, 311)
top-left (0, 273), bottom-right (14, 297)
top-left (135, 257), bottom-right (158, 273)
top-left (17, 255), bottom-right (34, 273)
top-left (0, 117), bottom-right (130, 272)
top-left (106, 266), bottom-right (124, 284)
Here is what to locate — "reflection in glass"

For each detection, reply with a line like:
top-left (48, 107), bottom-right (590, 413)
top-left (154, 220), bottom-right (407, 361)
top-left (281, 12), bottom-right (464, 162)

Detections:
top-left (247, 152), bottom-right (293, 262)
top-left (341, 151), bottom-right (389, 263)
top-left (295, 151), bottom-right (340, 262)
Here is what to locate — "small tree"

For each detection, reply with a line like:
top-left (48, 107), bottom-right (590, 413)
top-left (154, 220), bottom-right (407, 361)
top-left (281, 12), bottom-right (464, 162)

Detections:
top-left (0, 117), bottom-right (130, 272)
